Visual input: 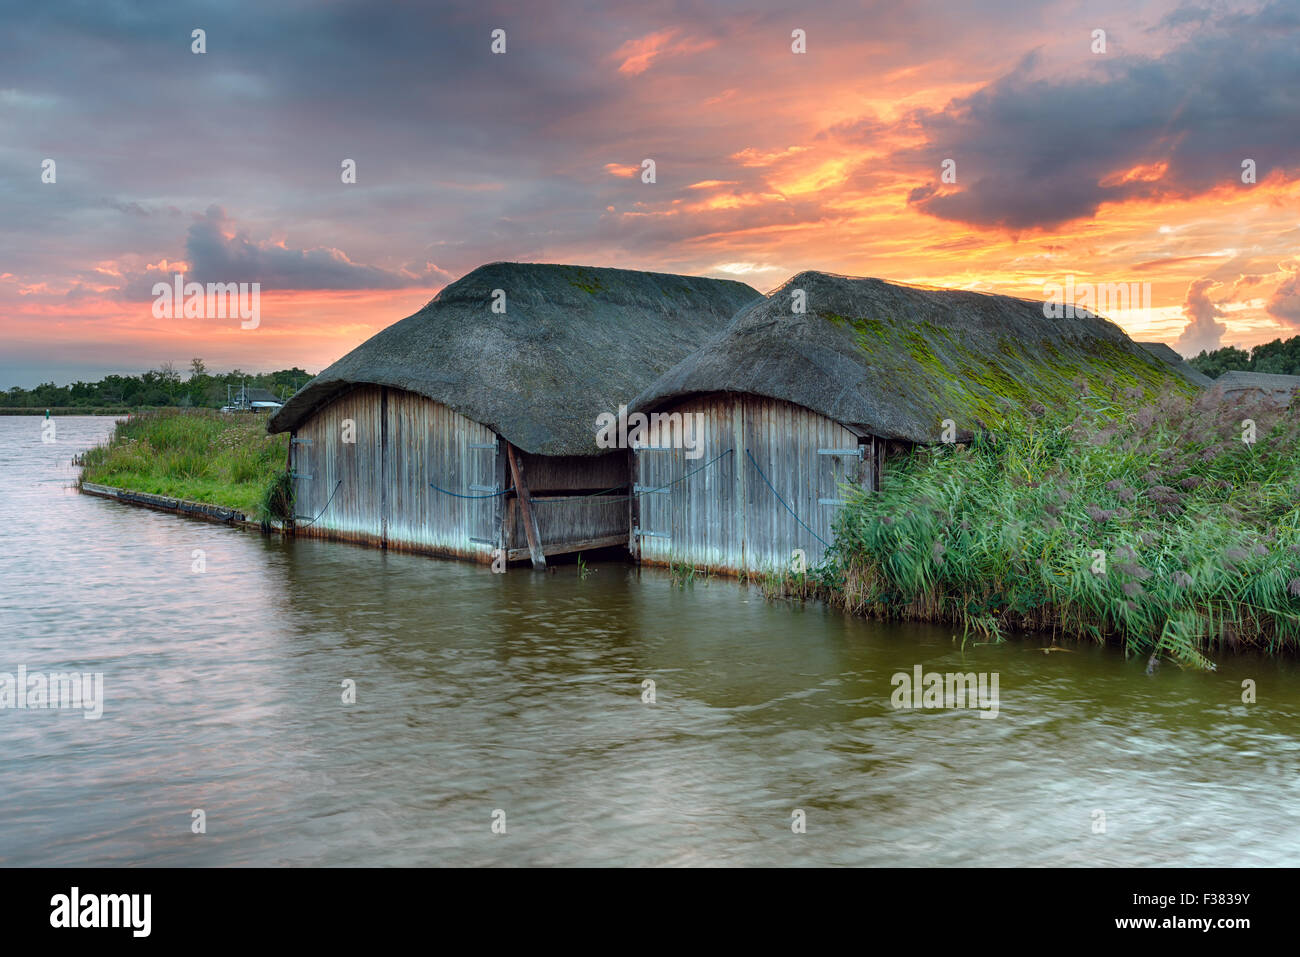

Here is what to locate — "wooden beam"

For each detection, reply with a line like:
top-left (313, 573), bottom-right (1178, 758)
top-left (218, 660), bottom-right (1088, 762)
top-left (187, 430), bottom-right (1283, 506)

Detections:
top-left (506, 442), bottom-right (546, 568)
top-left (507, 534), bottom-right (626, 562)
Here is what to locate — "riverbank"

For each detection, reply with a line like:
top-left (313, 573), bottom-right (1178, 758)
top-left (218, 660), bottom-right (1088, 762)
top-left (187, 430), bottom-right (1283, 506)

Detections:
top-left (76, 408), bottom-right (290, 518)
top-left (79, 480), bottom-right (268, 530)
top-left (0, 406), bottom-right (143, 416)
top-left (822, 386), bottom-right (1300, 669)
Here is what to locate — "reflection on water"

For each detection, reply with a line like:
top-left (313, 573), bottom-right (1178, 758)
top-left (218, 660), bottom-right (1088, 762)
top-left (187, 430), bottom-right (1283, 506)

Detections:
top-left (1, 416), bottom-right (1297, 866)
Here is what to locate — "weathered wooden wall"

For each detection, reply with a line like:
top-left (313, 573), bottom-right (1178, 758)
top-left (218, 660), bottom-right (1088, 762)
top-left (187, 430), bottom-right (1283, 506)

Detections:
top-left (291, 386), bottom-right (500, 560)
top-left (290, 388), bottom-right (874, 571)
top-left (385, 388), bottom-right (501, 559)
top-left (504, 494), bottom-right (628, 559)
top-left (517, 452), bottom-right (627, 493)
top-left (634, 394), bottom-right (871, 573)
top-left (289, 387), bottom-right (629, 563)
top-left (292, 385), bottom-right (386, 548)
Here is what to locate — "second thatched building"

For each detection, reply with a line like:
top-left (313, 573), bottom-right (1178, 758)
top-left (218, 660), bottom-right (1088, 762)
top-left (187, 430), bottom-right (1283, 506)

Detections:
top-left (629, 271), bottom-right (1196, 573)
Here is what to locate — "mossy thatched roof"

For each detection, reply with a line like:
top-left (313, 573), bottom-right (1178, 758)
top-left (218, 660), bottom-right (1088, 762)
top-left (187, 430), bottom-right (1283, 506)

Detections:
top-left (267, 262), bottom-right (760, 455)
top-left (633, 271), bottom-right (1194, 443)
top-left (1137, 342), bottom-right (1213, 387)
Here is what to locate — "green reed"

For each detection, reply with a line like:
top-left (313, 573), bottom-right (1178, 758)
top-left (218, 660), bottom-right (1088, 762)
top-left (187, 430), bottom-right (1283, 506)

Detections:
top-left (826, 386), bottom-right (1300, 668)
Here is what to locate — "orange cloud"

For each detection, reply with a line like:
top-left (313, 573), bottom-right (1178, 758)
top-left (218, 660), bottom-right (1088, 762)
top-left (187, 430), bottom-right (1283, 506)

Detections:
top-left (730, 146), bottom-right (811, 168)
top-left (613, 28), bottom-right (716, 76)
top-left (1100, 161), bottom-right (1171, 187)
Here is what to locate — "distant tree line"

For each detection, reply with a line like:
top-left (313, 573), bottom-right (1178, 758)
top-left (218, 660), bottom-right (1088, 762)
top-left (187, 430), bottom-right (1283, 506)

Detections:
top-left (3, 359), bottom-right (313, 409)
top-left (1190, 335), bottom-right (1300, 379)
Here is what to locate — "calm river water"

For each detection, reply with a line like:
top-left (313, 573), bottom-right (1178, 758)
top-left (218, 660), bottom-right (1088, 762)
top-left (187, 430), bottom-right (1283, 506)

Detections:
top-left (1, 415), bottom-right (1298, 866)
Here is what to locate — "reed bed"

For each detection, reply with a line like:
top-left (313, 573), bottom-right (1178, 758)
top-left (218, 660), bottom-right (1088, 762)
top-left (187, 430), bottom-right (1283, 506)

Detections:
top-left (826, 385), bottom-right (1300, 668)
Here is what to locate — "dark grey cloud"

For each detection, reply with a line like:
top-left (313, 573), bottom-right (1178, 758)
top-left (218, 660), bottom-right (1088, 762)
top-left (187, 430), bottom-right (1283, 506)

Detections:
top-left (106, 206), bottom-right (449, 298)
top-left (1150, 5), bottom-right (1216, 30)
top-left (181, 206), bottom-right (442, 290)
top-left (897, 2), bottom-right (1300, 230)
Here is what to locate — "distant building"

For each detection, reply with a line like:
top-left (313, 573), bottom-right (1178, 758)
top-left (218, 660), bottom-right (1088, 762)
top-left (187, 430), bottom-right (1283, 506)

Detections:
top-left (1209, 370), bottom-right (1300, 405)
top-left (243, 388), bottom-right (284, 411)
top-left (224, 386), bottom-right (284, 412)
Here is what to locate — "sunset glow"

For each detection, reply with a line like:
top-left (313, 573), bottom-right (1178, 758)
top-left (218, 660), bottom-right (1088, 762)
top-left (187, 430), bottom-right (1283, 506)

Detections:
top-left (2, 0), bottom-right (1297, 387)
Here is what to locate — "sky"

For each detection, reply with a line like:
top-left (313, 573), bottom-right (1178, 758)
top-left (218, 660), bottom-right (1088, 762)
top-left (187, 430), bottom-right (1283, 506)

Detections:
top-left (1, 0), bottom-right (1297, 389)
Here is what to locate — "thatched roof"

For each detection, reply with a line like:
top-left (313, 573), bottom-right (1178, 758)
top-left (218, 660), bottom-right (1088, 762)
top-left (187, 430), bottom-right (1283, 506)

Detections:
top-left (1209, 370), bottom-right (1300, 403)
top-left (633, 271), bottom-right (1193, 443)
top-left (1137, 342), bottom-right (1213, 387)
top-left (268, 262), bottom-right (760, 455)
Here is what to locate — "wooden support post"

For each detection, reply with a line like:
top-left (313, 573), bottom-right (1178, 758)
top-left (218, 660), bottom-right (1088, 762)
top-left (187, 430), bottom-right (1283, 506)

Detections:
top-left (285, 430), bottom-right (297, 534)
top-left (627, 447), bottom-right (639, 561)
top-left (857, 439), bottom-right (872, 494)
top-left (506, 442), bottom-right (546, 569)
top-left (379, 387), bottom-right (389, 549)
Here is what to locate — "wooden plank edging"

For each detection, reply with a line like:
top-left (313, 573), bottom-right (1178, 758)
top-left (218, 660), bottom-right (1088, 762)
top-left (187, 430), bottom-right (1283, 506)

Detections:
top-left (77, 481), bottom-right (274, 531)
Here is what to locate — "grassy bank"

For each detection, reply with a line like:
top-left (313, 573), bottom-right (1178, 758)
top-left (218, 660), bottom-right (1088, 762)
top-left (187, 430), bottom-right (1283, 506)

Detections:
top-left (825, 385), bottom-right (1300, 668)
top-left (78, 409), bottom-right (290, 516)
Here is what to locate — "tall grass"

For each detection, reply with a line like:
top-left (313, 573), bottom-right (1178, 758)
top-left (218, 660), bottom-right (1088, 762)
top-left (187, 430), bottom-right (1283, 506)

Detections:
top-left (79, 409), bottom-right (289, 515)
top-left (258, 468), bottom-right (295, 525)
top-left (826, 386), bottom-right (1300, 668)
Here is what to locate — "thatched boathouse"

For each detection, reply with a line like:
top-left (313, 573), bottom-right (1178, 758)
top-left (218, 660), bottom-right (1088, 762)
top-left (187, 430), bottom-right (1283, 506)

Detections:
top-left (629, 271), bottom-right (1194, 574)
top-left (268, 262), bottom-right (759, 566)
